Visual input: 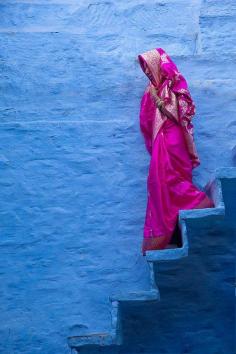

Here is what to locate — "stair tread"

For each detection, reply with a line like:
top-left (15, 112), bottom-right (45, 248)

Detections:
top-left (109, 289), bottom-right (159, 302)
top-left (68, 332), bottom-right (117, 348)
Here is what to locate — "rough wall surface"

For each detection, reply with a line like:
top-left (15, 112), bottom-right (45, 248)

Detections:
top-left (0, 0), bottom-right (235, 353)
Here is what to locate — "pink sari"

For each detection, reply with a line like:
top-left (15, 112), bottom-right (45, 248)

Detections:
top-left (138, 48), bottom-right (214, 256)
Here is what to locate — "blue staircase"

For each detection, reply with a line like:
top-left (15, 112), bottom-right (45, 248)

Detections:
top-left (67, 167), bottom-right (236, 353)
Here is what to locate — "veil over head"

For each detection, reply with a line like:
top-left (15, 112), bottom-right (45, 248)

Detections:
top-left (138, 47), bottom-right (200, 168)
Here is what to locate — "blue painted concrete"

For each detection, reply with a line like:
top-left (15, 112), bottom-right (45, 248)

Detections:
top-left (0, 1), bottom-right (235, 353)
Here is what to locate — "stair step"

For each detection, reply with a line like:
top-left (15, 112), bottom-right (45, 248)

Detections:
top-left (109, 289), bottom-right (159, 302)
top-left (68, 332), bottom-right (116, 348)
top-left (179, 206), bottom-right (225, 220)
top-left (146, 246), bottom-right (188, 263)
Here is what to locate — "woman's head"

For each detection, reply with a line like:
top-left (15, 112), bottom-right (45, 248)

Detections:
top-left (138, 48), bottom-right (162, 87)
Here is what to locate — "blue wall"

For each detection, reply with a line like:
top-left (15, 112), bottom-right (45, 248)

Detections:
top-left (0, 1), bottom-right (235, 353)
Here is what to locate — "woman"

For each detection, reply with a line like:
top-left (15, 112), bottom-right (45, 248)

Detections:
top-left (137, 47), bottom-right (214, 256)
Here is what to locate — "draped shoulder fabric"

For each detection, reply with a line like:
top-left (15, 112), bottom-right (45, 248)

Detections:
top-left (138, 47), bottom-right (214, 256)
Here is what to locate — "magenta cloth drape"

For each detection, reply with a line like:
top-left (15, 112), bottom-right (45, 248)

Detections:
top-left (138, 48), bottom-right (214, 255)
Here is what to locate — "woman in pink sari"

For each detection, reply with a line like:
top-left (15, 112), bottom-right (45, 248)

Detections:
top-left (137, 48), bottom-right (214, 256)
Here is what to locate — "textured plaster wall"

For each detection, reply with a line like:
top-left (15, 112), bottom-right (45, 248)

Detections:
top-left (0, 0), bottom-right (235, 353)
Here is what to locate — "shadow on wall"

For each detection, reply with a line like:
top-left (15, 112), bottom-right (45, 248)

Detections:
top-left (232, 146), bottom-right (236, 166)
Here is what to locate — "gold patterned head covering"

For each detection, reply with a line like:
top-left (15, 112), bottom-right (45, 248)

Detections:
top-left (138, 48), bottom-right (161, 87)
